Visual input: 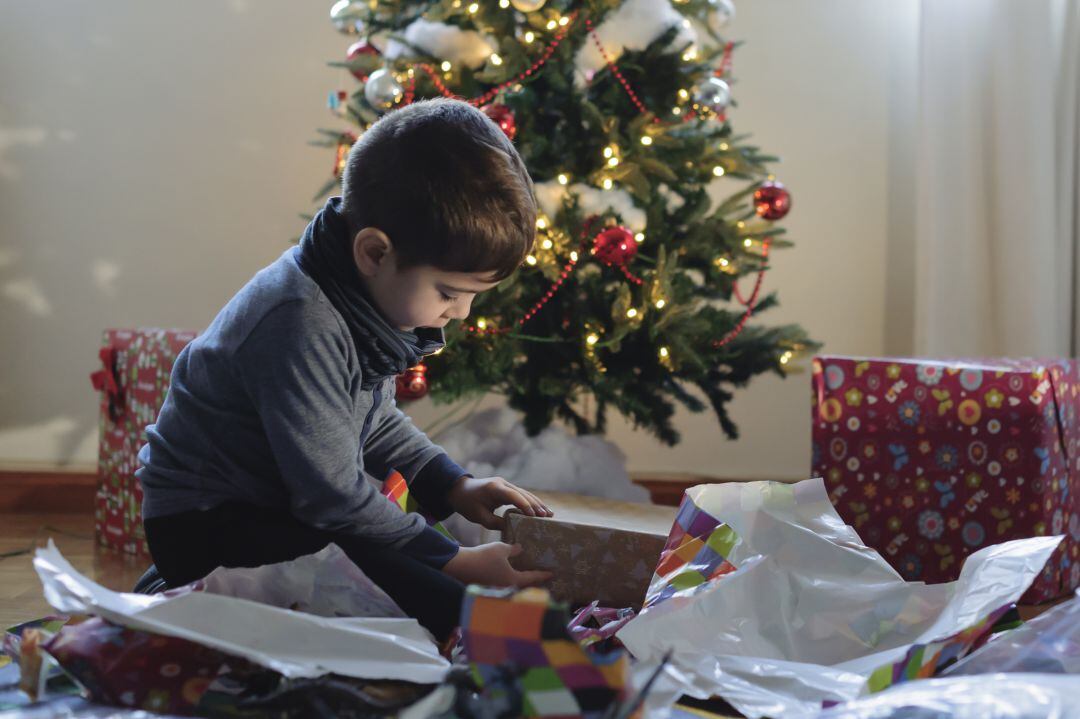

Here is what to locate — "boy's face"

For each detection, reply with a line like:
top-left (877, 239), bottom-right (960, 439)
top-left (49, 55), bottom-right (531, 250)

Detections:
top-left (353, 228), bottom-right (500, 331)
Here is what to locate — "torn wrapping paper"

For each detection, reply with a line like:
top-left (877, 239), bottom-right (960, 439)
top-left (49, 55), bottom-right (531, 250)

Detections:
top-left (616, 478), bottom-right (1063, 719)
top-left (942, 589), bottom-right (1080, 676)
top-left (33, 541), bottom-right (450, 684)
top-left (461, 586), bottom-right (636, 718)
top-left (812, 673), bottom-right (1080, 719)
top-left (199, 544), bottom-right (407, 619)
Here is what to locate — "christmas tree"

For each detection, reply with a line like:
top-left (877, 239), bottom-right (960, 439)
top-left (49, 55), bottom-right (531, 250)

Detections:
top-left (314, 0), bottom-right (816, 445)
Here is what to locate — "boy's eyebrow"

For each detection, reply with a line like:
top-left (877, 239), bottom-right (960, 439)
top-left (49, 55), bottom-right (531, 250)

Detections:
top-left (439, 283), bottom-right (492, 294)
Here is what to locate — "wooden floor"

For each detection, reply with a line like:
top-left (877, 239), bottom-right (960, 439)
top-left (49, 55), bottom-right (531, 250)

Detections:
top-left (0, 513), bottom-right (146, 629)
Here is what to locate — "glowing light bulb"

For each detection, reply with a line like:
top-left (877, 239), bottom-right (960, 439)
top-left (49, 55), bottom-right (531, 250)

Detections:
top-left (655, 299), bottom-right (666, 309)
top-left (713, 166), bottom-right (725, 177)
top-left (678, 89), bottom-right (689, 100)
top-left (476, 318), bottom-right (488, 330)
top-left (524, 31), bottom-right (535, 42)
top-left (672, 107), bottom-right (682, 116)
top-left (659, 346), bottom-right (669, 358)
top-left (490, 53), bottom-right (503, 66)
top-left (607, 157), bottom-right (619, 167)
top-left (634, 232), bottom-right (644, 242)
top-left (640, 136), bottom-right (653, 146)
top-left (626, 308), bottom-right (638, 318)
top-left (499, 0), bottom-right (510, 6)
top-left (468, 2), bottom-right (479, 13)
top-left (603, 147), bottom-right (614, 159)
top-left (558, 15), bottom-right (569, 26)
top-left (525, 255), bottom-right (538, 266)
top-left (570, 250), bottom-right (579, 261)
top-left (557, 173), bottom-right (569, 185)
top-left (601, 178), bottom-right (613, 190)
top-left (744, 238), bottom-right (753, 247)
top-left (546, 19), bottom-right (557, 29)
top-left (541, 238), bottom-right (553, 249)
top-left (586, 333), bottom-right (599, 346)
top-left (441, 61), bottom-right (452, 72)
top-left (536, 217), bottom-right (547, 229)
top-left (719, 142), bottom-right (729, 150)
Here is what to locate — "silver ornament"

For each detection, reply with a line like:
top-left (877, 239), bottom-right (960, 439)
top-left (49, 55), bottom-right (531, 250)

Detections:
top-left (363, 68), bottom-right (403, 111)
top-left (510, 0), bottom-right (547, 11)
top-left (330, 0), bottom-right (365, 34)
top-left (693, 77), bottom-right (731, 114)
top-left (707, 0), bottom-right (736, 34)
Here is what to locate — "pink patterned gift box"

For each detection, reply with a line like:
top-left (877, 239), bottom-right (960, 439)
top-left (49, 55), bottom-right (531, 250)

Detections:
top-left (811, 356), bottom-right (1080, 603)
top-left (90, 329), bottom-right (197, 556)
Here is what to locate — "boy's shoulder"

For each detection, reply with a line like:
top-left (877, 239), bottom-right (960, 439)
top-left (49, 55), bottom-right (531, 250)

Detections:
top-left (205, 246), bottom-right (349, 353)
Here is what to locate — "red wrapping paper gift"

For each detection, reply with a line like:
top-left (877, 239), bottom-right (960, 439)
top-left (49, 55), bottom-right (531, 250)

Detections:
top-left (91, 329), bottom-right (196, 556)
top-left (811, 356), bottom-right (1079, 603)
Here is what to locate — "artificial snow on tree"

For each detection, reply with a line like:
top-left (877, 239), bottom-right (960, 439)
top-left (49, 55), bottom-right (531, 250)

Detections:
top-left (432, 406), bottom-right (650, 545)
top-left (315, 0), bottom-right (817, 447)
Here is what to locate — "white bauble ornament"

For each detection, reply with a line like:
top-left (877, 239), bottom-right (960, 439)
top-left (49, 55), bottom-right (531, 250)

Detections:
top-left (363, 68), bottom-right (403, 111)
top-left (707, 0), bottom-right (736, 33)
top-left (329, 0), bottom-right (365, 34)
top-left (693, 76), bottom-right (731, 113)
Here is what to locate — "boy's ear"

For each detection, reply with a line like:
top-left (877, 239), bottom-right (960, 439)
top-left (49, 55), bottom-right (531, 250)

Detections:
top-left (352, 227), bottom-right (393, 277)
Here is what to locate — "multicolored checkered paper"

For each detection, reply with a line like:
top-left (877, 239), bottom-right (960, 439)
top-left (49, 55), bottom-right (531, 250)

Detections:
top-left (461, 586), bottom-right (635, 718)
top-left (645, 494), bottom-right (739, 607)
top-left (864, 602), bottom-right (1014, 693)
top-left (380, 470), bottom-right (454, 540)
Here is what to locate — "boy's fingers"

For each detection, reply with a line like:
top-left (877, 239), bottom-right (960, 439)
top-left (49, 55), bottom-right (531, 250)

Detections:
top-left (514, 569), bottom-right (553, 588)
top-left (507, 543), bottom-right (523, 558)
top-left (500, 486), bottom-right (536, 516)
top-left (521, 490), bottom-right (551, 517)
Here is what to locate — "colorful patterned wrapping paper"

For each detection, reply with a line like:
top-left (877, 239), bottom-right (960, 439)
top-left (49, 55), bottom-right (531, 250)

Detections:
top-left (812, 356), bottom-right (1080, 602)
top-left (91, 328), bottom-right (197, 556)
top-left (461, 586), bottom-right (635, 719)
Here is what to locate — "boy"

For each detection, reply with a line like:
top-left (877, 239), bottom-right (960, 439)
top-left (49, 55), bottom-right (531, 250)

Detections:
top-left (136, 98), bottom-right (552, 642)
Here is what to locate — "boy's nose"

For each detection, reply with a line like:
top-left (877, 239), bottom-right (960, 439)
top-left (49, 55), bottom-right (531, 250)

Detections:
top-left (448, 297), bottom-right (473, 320)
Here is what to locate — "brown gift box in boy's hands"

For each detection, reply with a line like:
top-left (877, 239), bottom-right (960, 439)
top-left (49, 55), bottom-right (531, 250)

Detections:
top-left (500, 492), bottom-right (677, 608)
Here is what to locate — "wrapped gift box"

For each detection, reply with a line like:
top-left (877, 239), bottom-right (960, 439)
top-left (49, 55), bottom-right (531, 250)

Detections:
top-left (501, 492), bottom-right (676, 609)
top-left (90, 328), bottom-right (197, 555)
top-left (811, 356), bottom-right (1080, 602)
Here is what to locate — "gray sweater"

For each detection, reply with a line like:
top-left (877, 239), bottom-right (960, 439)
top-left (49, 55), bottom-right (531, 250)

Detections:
top-left (137, 246), bottom-right (463, 562)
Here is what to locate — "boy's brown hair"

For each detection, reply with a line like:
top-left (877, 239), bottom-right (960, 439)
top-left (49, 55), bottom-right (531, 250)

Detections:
top-left (340, 98), bottom-right (536, 281)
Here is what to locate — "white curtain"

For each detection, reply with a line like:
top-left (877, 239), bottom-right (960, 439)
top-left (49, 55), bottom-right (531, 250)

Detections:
top-left (914, 0), bottom-right (1080, 356)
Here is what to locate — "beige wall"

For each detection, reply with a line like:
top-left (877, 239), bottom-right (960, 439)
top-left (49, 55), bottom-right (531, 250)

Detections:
top-left (0, 0), bottom-right (918, 476)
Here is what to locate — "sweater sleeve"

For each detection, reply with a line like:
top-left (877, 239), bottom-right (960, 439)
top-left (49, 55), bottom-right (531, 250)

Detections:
top-left (234, 300), bottom-right (428, 549)
top-left (362, 388), bottom-right (469, 521)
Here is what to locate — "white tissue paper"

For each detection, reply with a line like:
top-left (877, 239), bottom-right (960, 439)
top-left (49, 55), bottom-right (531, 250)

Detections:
top-left (33, 541), bottom-right (450, 683)
top-left (616, 478), bottom-right (1063, 719)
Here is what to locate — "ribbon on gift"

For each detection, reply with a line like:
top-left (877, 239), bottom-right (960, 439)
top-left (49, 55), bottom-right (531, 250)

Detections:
top-left (380, 470), bottom-right (454, 541)
top-left (89, 346), bottom-right (123, 421)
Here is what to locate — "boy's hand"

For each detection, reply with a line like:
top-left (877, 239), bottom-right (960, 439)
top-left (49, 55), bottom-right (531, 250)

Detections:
top-left (443, 542), bottom-right (552, 588)
top-left (447, 476), bottom-right (553, 530)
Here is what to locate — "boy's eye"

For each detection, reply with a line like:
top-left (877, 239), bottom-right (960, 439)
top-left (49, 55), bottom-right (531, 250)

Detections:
top-left (440, 292), bottom-right (457, 302)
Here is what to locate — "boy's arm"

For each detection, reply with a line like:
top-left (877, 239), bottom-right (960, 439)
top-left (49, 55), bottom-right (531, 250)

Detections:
top-left (236, 301), bottom-right (449, 558)
top-left (364, 393), bottom-right (552, 527)
top-left (362, 392), bottom-right (465, 521)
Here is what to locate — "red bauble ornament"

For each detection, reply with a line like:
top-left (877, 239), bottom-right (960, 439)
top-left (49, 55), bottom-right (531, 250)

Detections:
top-left (346, 40), bottom-right (380, 81)
top-left (592, 226), bottom-right (638, 267)
top-left (753, 181), bottom-right (792, 221)
top-left (481, 103), bottom-right (516, 141)
top-left (396, 363), bottom-right (429, 400)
